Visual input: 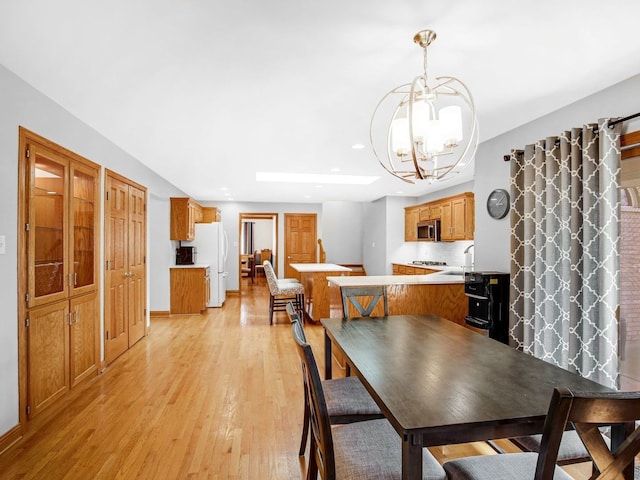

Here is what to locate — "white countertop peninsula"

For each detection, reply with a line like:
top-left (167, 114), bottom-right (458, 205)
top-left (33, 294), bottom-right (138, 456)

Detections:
top-left (327, 270), bottom-right (464, 287)
top-left (290, 263), bottom-right (352, 273)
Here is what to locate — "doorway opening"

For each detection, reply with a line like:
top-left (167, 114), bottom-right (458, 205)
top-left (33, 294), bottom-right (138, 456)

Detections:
top-left (619, 144), bottom-right (640, 391)
top-left (238, 213), bottom-right (278, 293)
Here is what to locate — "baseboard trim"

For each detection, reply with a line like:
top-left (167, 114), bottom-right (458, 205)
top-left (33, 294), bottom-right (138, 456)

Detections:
top-left (226, 290), bottom-right (240, 296)
top-left (150, 310), bottom-right (170, 317)
top-left (0, 424), bottom-right (23, 456)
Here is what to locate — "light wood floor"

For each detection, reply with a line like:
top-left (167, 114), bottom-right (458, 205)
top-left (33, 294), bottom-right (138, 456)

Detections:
top-left (0, 284), bottom-right (593, 479)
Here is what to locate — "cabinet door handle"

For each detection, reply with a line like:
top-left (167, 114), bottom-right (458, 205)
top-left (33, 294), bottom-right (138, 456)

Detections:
top-left (74, 310), bottom-right (79, 324)
top-left (74, 272), bottom-right (77, 286)
top-left (68, 312), bottom-right (74, 326)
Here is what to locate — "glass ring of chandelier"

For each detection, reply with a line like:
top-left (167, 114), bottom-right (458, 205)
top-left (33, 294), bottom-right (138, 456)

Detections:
top-left (370, 30), bottom-right (479, 184)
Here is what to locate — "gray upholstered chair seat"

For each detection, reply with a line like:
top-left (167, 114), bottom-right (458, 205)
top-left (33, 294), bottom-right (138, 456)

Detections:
top-left (443, 452), bottom-right (572, 480)
top-left (323, 376), bottom-right (382, 419)
top-left (512, 429), bottom-right (608, 464)
top-left (333, 418), bottom-right (446, 480)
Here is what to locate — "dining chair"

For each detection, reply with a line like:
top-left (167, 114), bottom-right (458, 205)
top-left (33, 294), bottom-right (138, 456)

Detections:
top-left (289, 317), bottom-right (446, 480)
top-left (254, 248), bottom-right (272, 280)
top-left (443, 387), bottom-right (640, 480)
top-left (340, 285), bottom-right (388, 319)
top-left (285, 302), bottom-right (384, 457)
top-left (340, 285), bottom-right (388, 375)
top-left (240, 254), bottom-right (255, 283)
top-left (510, 430), bottom-right (599, 465)
top-left (263, 260), bottom-right (305, 325)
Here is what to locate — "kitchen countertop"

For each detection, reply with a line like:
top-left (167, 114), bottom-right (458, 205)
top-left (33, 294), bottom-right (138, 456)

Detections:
top-left (327, 269), bottom-right (465, 286)
top-left (170, 264), bottom-right (211, 269)
top-left (290, 263), bottom-right (352, 273)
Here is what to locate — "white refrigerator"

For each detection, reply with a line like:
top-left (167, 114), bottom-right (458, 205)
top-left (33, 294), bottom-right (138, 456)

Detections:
top-left (183, 222), bottom-right (228, 307)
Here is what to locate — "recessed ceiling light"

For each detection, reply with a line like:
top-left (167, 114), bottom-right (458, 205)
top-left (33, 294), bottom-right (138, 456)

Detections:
top-left (304, 195), bottom-right (311, 199)
top-left (330, 167), bottom-right (341, 172)
top-left (352, 144), bottom-right (366, 150)
top-left (256, 172), bottom-right (379, 185)
top-left (220, 186), bottom-right (229, 191)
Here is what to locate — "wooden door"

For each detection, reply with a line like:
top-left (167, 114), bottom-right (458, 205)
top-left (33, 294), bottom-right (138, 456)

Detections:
top-left (27, 300), bottom-right (70, 417)
top-left (70, 291), bottom-right (98, 386)
top-left (105, 175), bottom-right (130, 363)
top-left (284, 214), bottom-right (317, 280)
top-left (127, 185), bottom-right (146, 346)
top-left (104, 172), bottom-right (147, 363)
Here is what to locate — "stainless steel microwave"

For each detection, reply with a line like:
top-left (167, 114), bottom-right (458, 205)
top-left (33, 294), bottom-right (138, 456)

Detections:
top-left (417, 219), bottom-right (440, 241)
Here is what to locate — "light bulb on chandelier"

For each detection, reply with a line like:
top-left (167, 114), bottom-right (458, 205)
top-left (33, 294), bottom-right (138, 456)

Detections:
top-left (370, 30), bottom-right (479, 184)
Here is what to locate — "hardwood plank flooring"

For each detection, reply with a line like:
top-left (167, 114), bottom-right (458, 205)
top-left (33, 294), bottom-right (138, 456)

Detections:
top-left (0, 284), bottom-right (595, 479)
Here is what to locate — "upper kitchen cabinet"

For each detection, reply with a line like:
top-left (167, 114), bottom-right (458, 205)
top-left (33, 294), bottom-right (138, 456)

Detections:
top-left (438, 192), bottom-right (475, 241)
top-left (170, 197), bottom-right (220, 240)
top-left (404, 206), bottom-right (419, 242)
top-left (405, 192), bottom-right (475, 242)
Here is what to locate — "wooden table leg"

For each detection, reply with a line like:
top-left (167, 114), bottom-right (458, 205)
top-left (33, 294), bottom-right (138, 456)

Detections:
top-left (402, 434), bottom-right (422, 480)
top-left (324, 330), bottom-right (332, 380)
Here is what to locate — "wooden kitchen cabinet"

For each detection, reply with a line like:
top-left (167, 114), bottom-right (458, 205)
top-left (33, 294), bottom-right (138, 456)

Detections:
top-left (440, 193), bottom-right (474, 241)
top-left (170, 197), bottom-right (201, 240)
top-left (170, 267), bottom-right (211, 314)
top-left (392, 264), bottom-right (438, 275)
top-left (170, 198), bottom-right (220, 240)
top-left (405, 192), bottom-right (474, 242)
top-left (404, 206), bottom-right (419, 242)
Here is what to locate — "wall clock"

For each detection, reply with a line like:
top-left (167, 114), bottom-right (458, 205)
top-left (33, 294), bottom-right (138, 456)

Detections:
top-left (487, 189), bottom-right (510, 219)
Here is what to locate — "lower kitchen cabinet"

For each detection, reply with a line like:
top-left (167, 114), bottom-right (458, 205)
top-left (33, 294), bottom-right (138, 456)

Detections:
top-left (170, 267), bottom-right (211, 314)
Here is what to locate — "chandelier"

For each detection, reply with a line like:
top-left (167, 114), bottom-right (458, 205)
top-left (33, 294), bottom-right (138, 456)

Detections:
top-left (370, 30), bottom-right (479, 184)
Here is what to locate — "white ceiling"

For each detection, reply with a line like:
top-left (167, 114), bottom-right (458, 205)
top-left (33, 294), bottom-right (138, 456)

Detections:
top-left (1, 0), bottom-right (639, 203)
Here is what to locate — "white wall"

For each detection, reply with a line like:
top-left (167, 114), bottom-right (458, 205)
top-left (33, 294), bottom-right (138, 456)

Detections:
top-left (321, 201), bottom-right (364, 264)
top-left (252, 219), bottom-right (274, 252)
top-left (362, 198), bottom-right (388, 275)
top-left (0, 65), bottom-right (186, 436)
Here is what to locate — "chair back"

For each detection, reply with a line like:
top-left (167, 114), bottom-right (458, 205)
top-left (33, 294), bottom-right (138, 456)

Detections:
top-left (290, 319), bottom-right (336, 480)
top-left (341, 285), bottom-right (388, 318)
top-left (262, 260), bottom-right (279, 295)
top-left (260, 248), bottom-right (272, 264)
top-left (534, 387), bottom-right (640, 480)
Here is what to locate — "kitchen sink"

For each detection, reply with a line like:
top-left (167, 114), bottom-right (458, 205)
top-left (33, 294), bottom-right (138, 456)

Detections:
top-left (440, 270), bottom-right (464, 275)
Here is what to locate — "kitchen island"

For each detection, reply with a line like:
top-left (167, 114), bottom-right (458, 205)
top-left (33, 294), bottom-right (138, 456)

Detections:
top-left (290, 263), bottom-right (354, 322)
top-left (327, 270), bottom-right (471, 327)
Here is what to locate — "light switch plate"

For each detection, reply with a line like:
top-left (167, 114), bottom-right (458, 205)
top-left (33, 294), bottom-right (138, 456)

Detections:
top-left (0, 235), bottom-right (5, 254)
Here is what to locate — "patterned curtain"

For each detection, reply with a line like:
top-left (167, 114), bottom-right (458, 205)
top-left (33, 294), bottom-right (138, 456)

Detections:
top-left (509, 119), bottom-right (621, 389)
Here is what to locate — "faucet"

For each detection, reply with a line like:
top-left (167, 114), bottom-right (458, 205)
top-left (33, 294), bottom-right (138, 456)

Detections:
top-left (463, 244), bottom-right (474, 270)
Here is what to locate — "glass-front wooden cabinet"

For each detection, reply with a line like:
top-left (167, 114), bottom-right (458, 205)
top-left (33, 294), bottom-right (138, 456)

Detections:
top-left (20, 127), bottom-right (101, 420)
top-left (27, 145), bottom-right (99, 309)
top-left (31, 152), bottom-right (67, 303)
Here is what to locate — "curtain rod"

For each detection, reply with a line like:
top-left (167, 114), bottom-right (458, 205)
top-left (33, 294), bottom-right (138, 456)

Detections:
top-left (608, 112), bottom-right (640, 128)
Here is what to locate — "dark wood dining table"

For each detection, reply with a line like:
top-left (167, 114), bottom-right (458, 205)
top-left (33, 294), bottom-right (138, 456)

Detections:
top-left (321, 314), bottom-right (624, 480)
